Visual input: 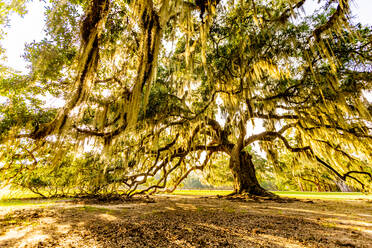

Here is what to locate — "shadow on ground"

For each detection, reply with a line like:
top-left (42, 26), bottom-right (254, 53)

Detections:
top-left (0, 196), bottom-right (371, 247)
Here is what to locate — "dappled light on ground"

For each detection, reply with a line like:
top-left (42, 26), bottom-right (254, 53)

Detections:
top-left (98, 213), bottom-right (119, 222)
top-left (175, 203), bottom-right (198, 211)
top-left (0, 196), bottom-right (371, 247)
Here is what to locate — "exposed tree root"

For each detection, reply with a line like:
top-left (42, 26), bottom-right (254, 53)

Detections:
top-left (217, 191), bottom-right (295, 203)
top-left (71, 194), bottom-right (156, 205)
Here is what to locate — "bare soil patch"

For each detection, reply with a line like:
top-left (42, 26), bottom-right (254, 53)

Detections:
top-left (0, 195), bottom-right (371, 247)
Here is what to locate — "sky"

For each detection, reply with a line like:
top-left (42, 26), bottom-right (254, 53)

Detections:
top-left (1, 0), bottom-right (46, 72)
top-left (1, 0), bottom-right (372, 72)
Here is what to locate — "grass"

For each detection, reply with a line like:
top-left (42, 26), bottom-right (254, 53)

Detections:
top-left (0, 187), bottom-right (41, 200)
top-left (275, 191), bottom-right (372, 200)
top-left (0, 199), bottom-right (51, 207)
top-left (172, 189), bottom-right (372, 200)
top-left (1, 187), bottom-right (371, 207)
top-left (0, 187), bottom-right (67, 207)
top-left (171, 189), bottom-right (232, 196)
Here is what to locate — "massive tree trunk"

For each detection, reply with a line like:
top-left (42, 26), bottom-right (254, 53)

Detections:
top-left (227, 119), bottom-right (273, 197)
top-left (229, 149), bottom-right (271, 196)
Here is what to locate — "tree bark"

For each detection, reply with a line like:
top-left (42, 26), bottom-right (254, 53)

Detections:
top-left (226, 119), bottom-right (274, 197)
top-left (229, 149), bottom-right (272, 196)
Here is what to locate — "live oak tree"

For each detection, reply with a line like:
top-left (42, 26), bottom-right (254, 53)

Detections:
top-left (116, 0), bottom-right (371, 197)
top-left (0, 0), bottom-right (371, 197)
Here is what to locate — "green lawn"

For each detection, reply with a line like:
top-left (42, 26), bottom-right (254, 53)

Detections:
top-left (171, 189), bottom-right (232, 196)
top-left (275, 191), bottom-right (372, 200)
top-left (0, 187), bottom-right (52, 207)
top-left (0, 188), bottom-right (41, 200)
top-left (171, 189), bottom-right (372, 200)
top-left (1, 187), bottom-right (371, 207)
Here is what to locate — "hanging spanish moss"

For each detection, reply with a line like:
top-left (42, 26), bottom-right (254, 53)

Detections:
top-left (1, 0), bottom-right (371, 197)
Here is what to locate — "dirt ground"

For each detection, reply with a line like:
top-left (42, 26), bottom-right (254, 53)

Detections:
top-left (0, 195), bottom-right (371, 248)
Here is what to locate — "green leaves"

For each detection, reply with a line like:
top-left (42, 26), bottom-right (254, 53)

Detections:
top-left (24, 39), bottom-right (77, 82)
top-left (0, 73), bottom-right (56, 139)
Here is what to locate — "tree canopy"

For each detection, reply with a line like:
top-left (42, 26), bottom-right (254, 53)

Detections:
top-left (0, 0), bottom-right (371, 197)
